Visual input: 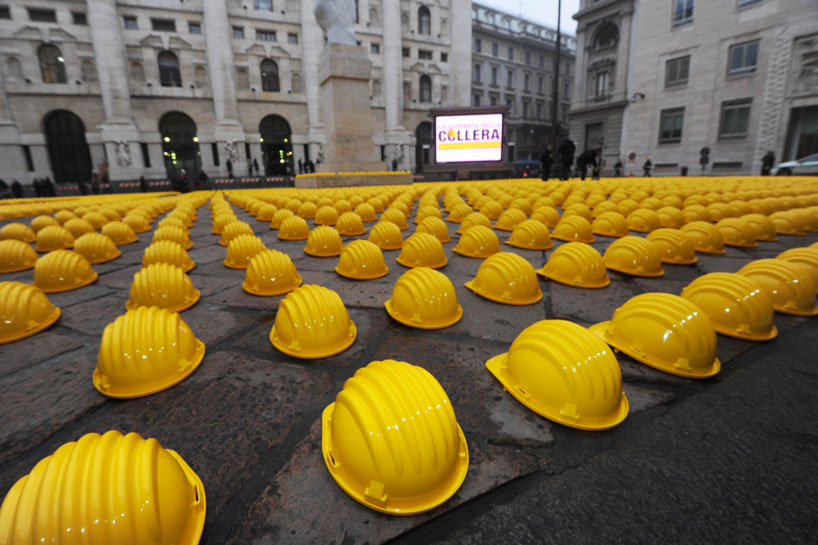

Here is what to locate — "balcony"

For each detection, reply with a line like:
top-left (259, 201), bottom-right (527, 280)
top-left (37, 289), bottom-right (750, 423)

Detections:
top-left (568, 91), bottom-right (630, 113)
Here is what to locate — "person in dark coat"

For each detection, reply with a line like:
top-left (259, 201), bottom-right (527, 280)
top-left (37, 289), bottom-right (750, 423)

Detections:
top-left (43, 177), bottom-right (55, 197)
top-left (558, 138), bottom-right (576, 180)
top-left (226, 158), bottom-right (233, 178)
top-left (298, 158), bottom-right (303, 174)
top-left (11, 180), bottom-right (23, 198)
top-left (576, 149), bottom-right (598, 181)
top-left (761, 151), bottom-right (775, 176)
top-left (139, 176), bottom-right (148, 192)
top-left (540, 146), bottom-right (553, 180)
top-left (643, 157), bottom-right (653, 177)
top-left (253, 158), bottom-right (259, 175)
top-left (614, 159), bottom-right (623, 177)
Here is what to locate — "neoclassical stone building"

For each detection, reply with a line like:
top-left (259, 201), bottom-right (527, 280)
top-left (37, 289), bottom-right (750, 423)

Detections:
top-left (569, 0), bottom-right (818, 175)
top-left (0, 0), bottom-right (471, 184)
top-left (471, 3), bottom-right (576, 163)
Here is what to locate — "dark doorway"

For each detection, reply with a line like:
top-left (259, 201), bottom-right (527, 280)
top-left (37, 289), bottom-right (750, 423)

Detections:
top-left (584, 122), bottom-right (603, 152)
top-left (43, 110), bottom-right (92, 184)
top-left (415, 121), bottom-right (433, 172)
top-left (159, 112), bottom-right (200, 182)
top-left (259, 115), bottom-right (292, 175)
top-left (784, 106), bottom-right (818, 161)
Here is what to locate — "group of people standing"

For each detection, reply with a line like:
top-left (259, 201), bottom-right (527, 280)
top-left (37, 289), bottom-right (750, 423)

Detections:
top-left (539, 139), bottom-right (656, 180)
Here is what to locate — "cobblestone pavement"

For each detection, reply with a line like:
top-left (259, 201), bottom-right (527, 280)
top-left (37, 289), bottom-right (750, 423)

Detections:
top-left (1, 198), bottom-right (817, 544)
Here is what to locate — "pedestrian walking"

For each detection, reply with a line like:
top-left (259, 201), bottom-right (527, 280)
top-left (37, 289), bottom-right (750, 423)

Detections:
top-left (253, 158), bottom-right (259, 176)
top-left (558, 138), bottom-right (576, 181)
top-left (761, 151), bottom-right (775, 176)
top-left (11, 180), bottom-right (23, 198)
top-left (298, 158), bottom-right (303, 174)
top-left (643, 157), bottom-right (653, 177)
top-left (139, 176), bottom-right (148, 192)
top-left (540, 146), bottom-right (553, 180)
top-left (614, 159), bottom-right (623, 177)
top-left (576, 149), bottom-right (598, 181)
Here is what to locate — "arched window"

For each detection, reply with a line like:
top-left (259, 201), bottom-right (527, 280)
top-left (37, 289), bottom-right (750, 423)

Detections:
top-left (593, 23), bottom-right (619, 49)
top-left (38, 44), bottom-right (66, 84)
top-left (260, 59), bottom-right (279, 92)
top-left (259, 114), bottom-right (292, 175)
top-left (419, 75), bottom-right (431, 103)
top-left (159, 112), bottom-right (200, 179)
top-left (43, 110), bottom-right (92, 184)
top-left (418, 6), bottom-right (431, 35)
top-left (158, 51), bottom-right (181, 87)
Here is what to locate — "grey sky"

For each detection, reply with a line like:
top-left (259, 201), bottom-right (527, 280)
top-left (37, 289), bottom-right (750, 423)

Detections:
top-left (476, 0), bottom-right (580, 35)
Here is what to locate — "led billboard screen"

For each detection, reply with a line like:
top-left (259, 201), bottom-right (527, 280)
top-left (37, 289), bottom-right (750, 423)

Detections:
top-left (434, 113), bottom-right (504, 163)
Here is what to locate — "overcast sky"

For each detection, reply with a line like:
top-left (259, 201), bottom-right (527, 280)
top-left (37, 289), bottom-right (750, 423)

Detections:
top-left (476, 0), bottom-right (580, 35)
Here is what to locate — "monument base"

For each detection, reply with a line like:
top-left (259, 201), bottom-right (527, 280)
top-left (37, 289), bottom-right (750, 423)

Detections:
top-left (295, 173), bottom-right (413, 188)
top-left (316, 161), bottom-right (388, 173)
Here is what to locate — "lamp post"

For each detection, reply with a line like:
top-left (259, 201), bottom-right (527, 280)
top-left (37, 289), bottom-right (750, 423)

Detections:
top-left (551, 0), bottom-right (562, 149)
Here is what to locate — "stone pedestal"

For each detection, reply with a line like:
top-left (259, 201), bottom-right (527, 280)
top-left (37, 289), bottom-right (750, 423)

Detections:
top-left (296, 173), bottom-right (413, 188)
top-left (317, 43), bottom-right (386, 173)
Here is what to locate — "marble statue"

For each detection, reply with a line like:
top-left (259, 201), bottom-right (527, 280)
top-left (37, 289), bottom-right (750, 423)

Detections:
top-left (114, 140), bottom-right (131, 167)
top-left (314, 0), bottom-right (356, 45)
top-left (223, 141), bottom-right (239, 163)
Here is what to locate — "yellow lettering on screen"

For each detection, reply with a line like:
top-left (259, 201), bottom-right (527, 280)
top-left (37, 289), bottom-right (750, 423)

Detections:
top-left (438, 142), bottom-right (502, 150)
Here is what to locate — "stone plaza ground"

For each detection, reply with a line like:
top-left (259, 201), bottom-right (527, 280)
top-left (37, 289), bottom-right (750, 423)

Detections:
top-left (1, 183), bottom-right (818, 544)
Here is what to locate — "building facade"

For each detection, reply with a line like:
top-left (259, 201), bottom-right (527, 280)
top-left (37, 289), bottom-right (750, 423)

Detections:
top-left (0, 0), bottom-right (472, 185)
top-left (471, 3), bottom-right (575, 163)
top-left (569, 0), bottom-right (818, 175)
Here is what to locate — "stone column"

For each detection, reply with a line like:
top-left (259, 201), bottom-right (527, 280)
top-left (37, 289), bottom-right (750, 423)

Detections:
top-left (87, 0), bottom-right (141, 180)
top-left (0, 66), bottom-right (24, 182)
top-left (449, 0), bottom-right (472, 107)
top-left (381, 0), bottom-right (410, 169)
top-left (203, 0), bottom-right (245, 163)
top-left (301, 0), bottom-right (325, 161)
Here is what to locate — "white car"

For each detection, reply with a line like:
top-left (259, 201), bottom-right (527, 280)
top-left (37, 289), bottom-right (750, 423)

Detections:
top-left (772, 153), bottom-right (818, 175)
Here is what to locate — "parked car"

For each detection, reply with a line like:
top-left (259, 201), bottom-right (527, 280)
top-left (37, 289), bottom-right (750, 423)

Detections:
top-left (772, 153), bottom-right (818, 175)
top-left (513, 159), bottom-right (541, 178)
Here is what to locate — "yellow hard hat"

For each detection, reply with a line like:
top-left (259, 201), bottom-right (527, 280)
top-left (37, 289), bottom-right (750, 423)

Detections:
top-left (270, 284), bottom-right (356, 358)
top-left (457, 212), bottom-right (493, 235)
top-left (478, 200), bottom-right (503, 220)
top-left (592, 211), bottom-right (629, 238)
top-left (278, 216), bottom-right (310, 241)
top-left (486, 320), bottom-right (629, 430)
top-left (681, 272), bottom-right (777, 341)
top-left (385, 267), bottom-right (463, 329)
top-left (453, 225), bottom-right (500, 258)
top-left (63, 217), bottom-right (96, 238)
top-left (314, 205), bottom-right (339, 226)
top-left (54, 210), bottom-right (76, 225)
top-left (715, 218), bottom-right (758, 248)
top-left (738, 259), bottom-right (818, 316)
top-left (143, 240), bottom-right (195, 272)
top-left (336, 199), bottom-right (355, 215)
top-left (285, 198), bottom-right (302, 213)
top-left (367, 221), bottom-right (403, 250)
top-left (305, 225), bottom-right (344, 257)
top-left (769, 211), bottom-right (807, 236)
top-left (0, 281), bottom-right (60, 344)
top-left (656, 206), bottom-right (685, 229)
top-left (551, 215), bottom-right (595, 243)
top-left (495, 208), bottom-right (527, 231)
top-left (74, 232), bottom-right (122, 265)
top-left (592, 201), bottom-right (619, 218)
top-left (397, 233), bottom-right (448, 269)
top-left (465, 252), bottom-right (542, 305)
top-left (224, 234), bottom-right (267, 269)
top-left (30, 215), bottom-right (59, 233)
top-left (682, 205), bottom-right (712, 224)
top-left (270, 209), bottom-right (295, 229)
top-left (82, 211), bottom-right (107, 229)
top-left (446, 203), bottom-right (473, 223)
top-left (415, 205), bottom-right (443, 225)
top-left (126, 263), bottom-right (200, 312)
top-left (0, 430), bottom-right (205, 545)
top-left (101, 221), bottom-right (138, 246)
top-left (530, 206), bottom-right (561, 228)
top-left (505, 219), bottom-right (553, 250)
top-left (415, 217), bottom-right (451, 243)
top-left (297, 201), bottom-right (318, 219)
top-left (536, 242), bottom-right (610, 288)
top-left (603, 236), bottom-right (664, 277)
top-left (646, 228), bottom-right (697, 265)
top-left (354, 202), bottom-right (377, 221)
top-left (33, 250), bottom-right (98, 293)
top-left (336, 239), bottom-right (389, 279)
top-left (336, 212), bottom-right (367, 236)
top-left (626, 209), bottom-right (661, 233)
top-left (154, 225), bottom-right (194, 250)
top-left (741, 214), bottom-right (778, 242)
top-left (158, 216), bottom-right (190, 234)
top-left (98, 207), bottom-right (121, 222)
top-left (322, 359), bottom-right (469, 515)
top-left (681, 221), bottom-right (726, 254)
top-left (122, 213), bottom-right (151, 234)
top-left (381, 208), bottom-right (409, 230)
top-left (243, 249), bottom-right (302, 296)
top-left (257, 203), bottom-right (278, 221)
top-left (777, 247), bottom-right (818, 291)
top-left (94, 306), bottom-right (205, 398)
top-left (211, 212), bottom-right (237, 234)
top-left (35, 225), bottom-right (75, 252)
top-left (0, 239), bottom-right (38, 273)
top-left (562, 203), bottom-right (593, 222)
top-left (590, 293), bottom-right (720, 378)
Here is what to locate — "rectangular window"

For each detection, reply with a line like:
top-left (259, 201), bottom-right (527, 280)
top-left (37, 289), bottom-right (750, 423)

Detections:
top-left (22, 145), bottom-right (34, 171)
top-left (151, 18), bottom-right (176, 32)
top-left (508, 47), bottom-right (514, 61)
top-left (474, 63), bottom-right (481, 82)
top-left (418, 49), bottom-right (432, 60)
top-left (492, 43), bottom-right (498, 56)
top-left (288, 33), bottom-right (298, 44)
top-left (491, 67), bottom-right (498, 85)
top-left (141, 143), bottom-right (151, 168)
top-left (123, 16), bottom-right (137, 29)
top-left (473, 94), bottom-right (481, 106)
top-left (506, 69), bottom-right (513, 87)
top-left (28, 8), bottom-right (56, 22)
top-left (728, 40), bottom-right (760, 75)
top-left (475, 38), bottom-right (481, 53)
top-left (441, 52), bottom-right (448, 63)
top-left (232, 26), bottom-right (245, 39)
top-left (211, 143), bottom-right (220, 166)
top-left (719, 99), bottom-right (752, 138)
top-left (189, 22), bottom-right (201, 34)
top-left (524, 74), bottom-right (530, 91)
top-left (72, 12), bottom-right (87, 25)
top-left (538, 76), bottom-right (544, 93)
top-left (592, 75), bottom-right (605, 97)
top-left (402, 47), bottom-right (410, 58)
top-left (506, 98), bottom-right (514, 116)
top-left (490, 95), bottom-right (497, 105)
top-left (539, 54), bottom-right (545, 68)
top-left (672, 0), bottom-right (694, 26)
top-left (0, 6), bottom-right (10, 19)
top-left (665, 55), bottom-right (690, 87)
top-left (370, 43), bottom-right (380, 54)
top-left (522, 101), bottom-right (529, 118)
top-left (256, 29), bottom-right (276, 41)
top-left (254, 0), bottom-right (273, 10)
top-left (525, 51), bottom-right (531, 65)
top-left (659, 107), bottom-right (685, 144)
top-left (536, 102), bottom-right (543, 119)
